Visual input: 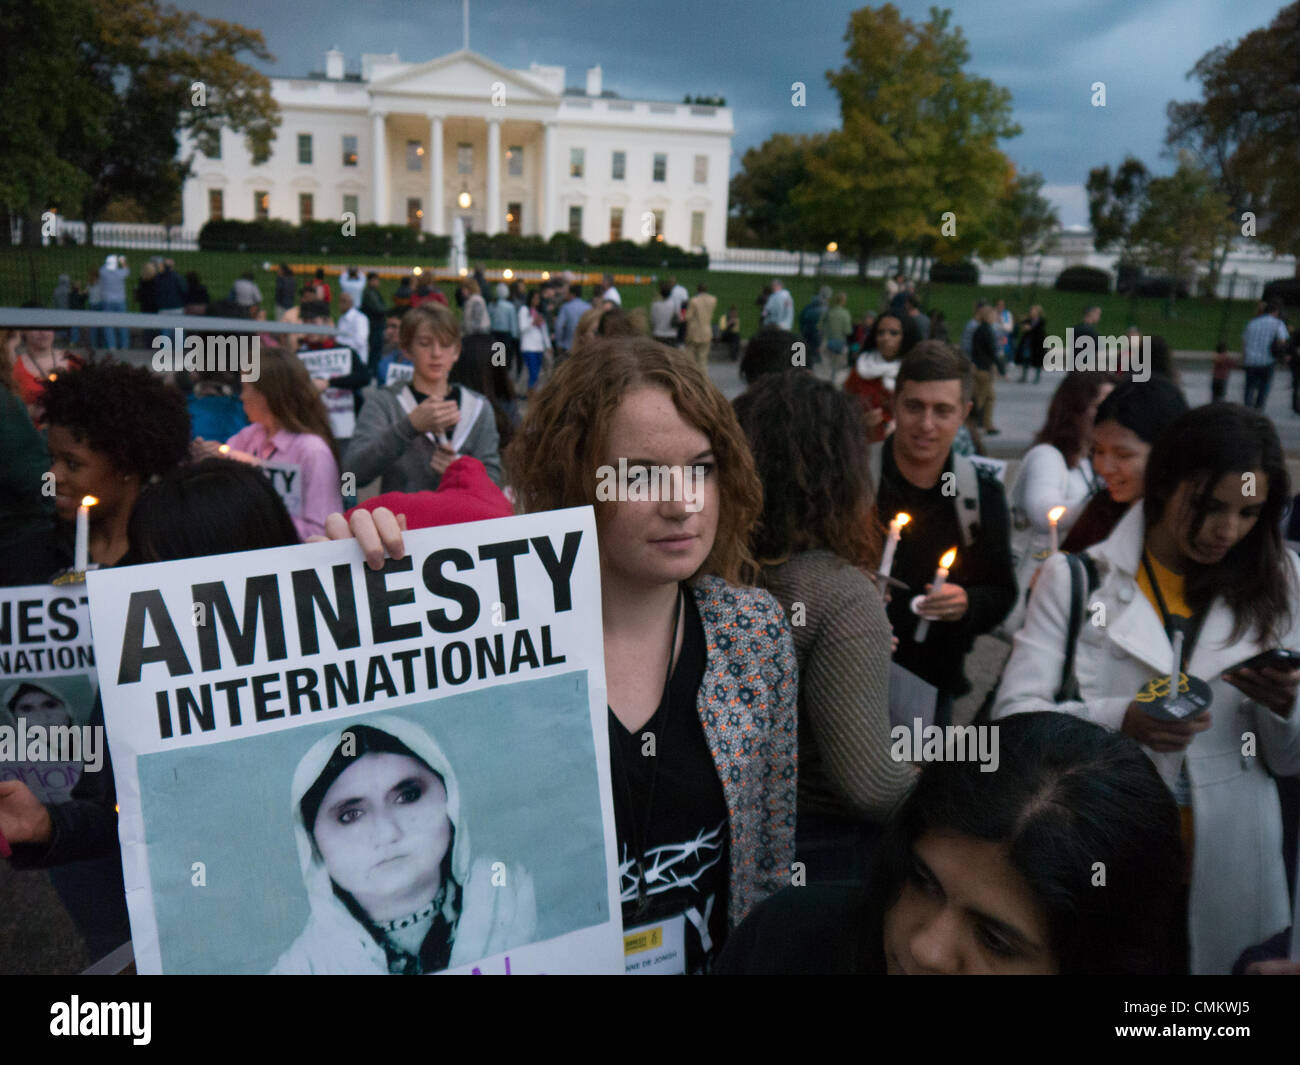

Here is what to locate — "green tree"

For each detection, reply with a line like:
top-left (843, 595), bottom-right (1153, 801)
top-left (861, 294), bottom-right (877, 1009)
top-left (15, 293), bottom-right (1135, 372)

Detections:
top-left (728, 132), bottom-right (825, 250)
top-left (1165, 1), bottom-right (1300, 270)
top-left (0, 0), bottom-right (279, 245)
top-left (1086, 156), bottom-right (1150, 270)
top-left (1130, 155), bottom-right (1235, 305)
top-left (799, 4), bottom-right (1020, 277)
top-left (997, 170), bottom-right (1060, 286)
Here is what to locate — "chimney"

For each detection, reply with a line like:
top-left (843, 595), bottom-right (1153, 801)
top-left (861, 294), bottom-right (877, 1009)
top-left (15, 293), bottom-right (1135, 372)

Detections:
top-left (326, 47), bottom-right (344, 80)
top-left (586, 65), bottom-right (602, 97)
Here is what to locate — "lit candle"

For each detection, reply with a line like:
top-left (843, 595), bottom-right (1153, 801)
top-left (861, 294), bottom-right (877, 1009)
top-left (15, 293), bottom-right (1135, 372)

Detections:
top-left (74, 495), bottom-right (97, 573)
top-left (880, 512), bottom-right (911, 578)
top-left (1048, 505), bottom-right (1066, 554)
top-left (914, 547), bottom-right (957, 642)
top-left (218, 444), bottom-right (230, 455)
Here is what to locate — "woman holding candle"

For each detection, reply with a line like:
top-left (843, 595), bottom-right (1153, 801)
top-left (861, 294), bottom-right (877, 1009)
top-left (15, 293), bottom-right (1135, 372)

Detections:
top-left (1002, 372), bottom-right (1115, 634)
top-left (734, 371), bottom-right (915, 881)
top-left (994, 403), bottom-right (1300, 974)
top-left (3, 361), bottom-right (190, 583)
top-left (12, 308), bottom-right (85, 422)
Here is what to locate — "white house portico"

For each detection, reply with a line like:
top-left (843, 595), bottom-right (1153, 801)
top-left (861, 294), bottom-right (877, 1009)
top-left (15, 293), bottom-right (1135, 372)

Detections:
top-left (182, 48), bottom-right (734, 251)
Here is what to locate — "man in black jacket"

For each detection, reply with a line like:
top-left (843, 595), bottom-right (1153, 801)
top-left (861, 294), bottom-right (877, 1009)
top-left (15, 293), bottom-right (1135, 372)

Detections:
top-left (969, 304), bottom-right (1002, 434)
top-left (874, 342), bottom-right (1018, 723)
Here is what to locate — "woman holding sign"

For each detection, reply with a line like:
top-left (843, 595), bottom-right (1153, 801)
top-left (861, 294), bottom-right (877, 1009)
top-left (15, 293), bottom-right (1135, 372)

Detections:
top-left (193, 350), bottom-right (342, 539)
top-left (273, 718), bottom-right (537, 975)
top-left (993, 403), bottom-right (1300, 974)
top-left (507, 335), bottom-right (798, 973)
top-left (344, 305), bottom-right (502, 494)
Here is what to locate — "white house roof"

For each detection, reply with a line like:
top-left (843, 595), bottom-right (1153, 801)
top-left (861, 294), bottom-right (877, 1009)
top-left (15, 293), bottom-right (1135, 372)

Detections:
top-left (366, 49), bottom-right (560, 102)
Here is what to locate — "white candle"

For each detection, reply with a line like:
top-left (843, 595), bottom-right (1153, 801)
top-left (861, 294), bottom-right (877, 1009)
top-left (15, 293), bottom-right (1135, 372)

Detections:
top-left (74, 495), bottom-right (97, 573)
top-left (880, 512), bottom-right (911, 578)
top-left (914, 547), bottom-right (957, 642)
top-left (1048, 505), bottom-right (1066, 554)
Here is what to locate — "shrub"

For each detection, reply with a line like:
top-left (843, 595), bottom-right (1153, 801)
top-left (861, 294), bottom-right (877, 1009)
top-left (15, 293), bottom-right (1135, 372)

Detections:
top-left (1262, 278), bottom-right (1300, 308)
top-left (928, 260), bottom-right (979, 285)
top-left (1054, 265), bottom-right (1111, 294)
top-left (198, 219), bottom-right (450, 257)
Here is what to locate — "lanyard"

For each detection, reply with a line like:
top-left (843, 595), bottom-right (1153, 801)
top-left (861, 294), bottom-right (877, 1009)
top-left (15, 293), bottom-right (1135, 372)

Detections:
top-left (611, 584), bottom-right (684, 917)
top-left (1140, 552), bottom-right (1208, 675)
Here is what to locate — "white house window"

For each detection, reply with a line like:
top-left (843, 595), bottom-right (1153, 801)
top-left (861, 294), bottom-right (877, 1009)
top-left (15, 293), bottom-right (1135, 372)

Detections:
top-left (610, 207), bottom-right (623, 242)
top-left (299, 193), bottom-right (314, 224)
top-left (343, 135), bottom-right (358, 167)
top-left (343, 194), bottom-right (359, 218)
top-left (570, 148), bottom-right (585, 179)
top-left (568, 204), bottom-right (583, 238)
top-left (694, 155), bottom-right (708, 184)
top-left (691, 211), bottom-right (705, 247)
top-left (652, 209), bottom-right (665, 242)
top-left (507, 145), bottom-right (523, 177)
top-left (457, 143), bottom-right (473, 175)
top-left (407, 198), bottom-right (423, 230)
top-left (506, 202), bottom-right (522, 236)
top-left (298, 134), bottom-right (313, 165)
top-left (407, 140), bottom-right (424, 172)
top-left (206, 134), bottom-right (221, 161)
top-left (208, 189), bottom-right (224, 221)
top-left (611, 151), bottom-right (626, 180)
top-left (254, 191), bottom-right (269, 221)
top-left (652, 153), bottom-right (666, 182)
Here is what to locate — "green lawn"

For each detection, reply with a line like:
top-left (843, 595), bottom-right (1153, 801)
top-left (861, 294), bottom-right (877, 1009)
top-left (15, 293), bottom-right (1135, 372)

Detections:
top-left (1, 245), bottom-right (1260, 351)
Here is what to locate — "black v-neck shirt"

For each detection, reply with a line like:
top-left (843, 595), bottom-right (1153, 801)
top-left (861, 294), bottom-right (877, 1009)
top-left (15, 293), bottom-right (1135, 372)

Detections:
top-left (608, 588), bottom-right (730, 973)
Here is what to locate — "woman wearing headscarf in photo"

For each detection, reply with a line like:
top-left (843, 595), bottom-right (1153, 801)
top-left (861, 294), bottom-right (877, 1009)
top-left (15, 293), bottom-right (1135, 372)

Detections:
top-left (272, 717), bottom-right (536, 975)
top-left (0, 682), bottom-right (82, 806)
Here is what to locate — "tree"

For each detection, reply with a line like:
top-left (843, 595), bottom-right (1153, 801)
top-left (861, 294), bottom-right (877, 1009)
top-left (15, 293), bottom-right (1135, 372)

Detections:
top-left (997, 170), bottom-right (1060, 286)
top-left (0, 0), bottom-right (279, 245)
top-left (1086, 156), bottom-right (1151, 271)
top-left (1165, 1), bottom-right (1300, 270)
top-left (1129, 155), bottom-right (1235, 305)
top-left (799, 4), bottom-right (1020, 277)
top-left (728, 132), bottom-right (825, 250)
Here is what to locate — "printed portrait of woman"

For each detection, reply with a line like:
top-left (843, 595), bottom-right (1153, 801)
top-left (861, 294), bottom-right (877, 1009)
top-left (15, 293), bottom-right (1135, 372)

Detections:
top-left (0, 681), bottom-right (83, 804)
top-left (271, 716), bottom-right (538, 974)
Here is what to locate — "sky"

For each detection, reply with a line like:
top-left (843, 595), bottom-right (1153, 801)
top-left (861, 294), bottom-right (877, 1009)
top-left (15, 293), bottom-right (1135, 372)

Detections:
top-left (179, 0), bottom-right (1288, 228)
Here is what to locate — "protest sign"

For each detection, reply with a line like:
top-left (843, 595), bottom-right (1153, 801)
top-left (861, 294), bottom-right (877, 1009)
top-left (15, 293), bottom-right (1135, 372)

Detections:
top-left (0, 584), bottom-right (99, 804)
top-left (299, 347), bottom-right (357, 439)
top-left (86, 507), bottom-right (620, 975)
top-left (385, 361), bottom-right (415, 386)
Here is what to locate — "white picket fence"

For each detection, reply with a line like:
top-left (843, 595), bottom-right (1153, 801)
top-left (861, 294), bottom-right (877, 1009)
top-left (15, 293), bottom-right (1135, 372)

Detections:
top-left (15, 218), bottom-right (200, 250)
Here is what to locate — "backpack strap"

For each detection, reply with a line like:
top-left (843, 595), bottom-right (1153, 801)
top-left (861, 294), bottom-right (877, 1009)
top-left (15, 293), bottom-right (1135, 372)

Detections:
top-left (951, 452), bottom-right (981, 549)
top-left (1054, 552), bottom-right (1098, 703)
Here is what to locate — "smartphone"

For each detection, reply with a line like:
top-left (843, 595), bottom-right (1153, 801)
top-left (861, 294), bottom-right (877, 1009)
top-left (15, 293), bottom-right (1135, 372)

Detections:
top-left (1225, 648), bottom-right (1300, 675)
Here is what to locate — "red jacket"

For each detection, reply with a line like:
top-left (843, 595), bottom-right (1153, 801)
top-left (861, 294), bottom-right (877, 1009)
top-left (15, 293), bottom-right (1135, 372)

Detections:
top-left (346, 455), bottom-right (512, 529)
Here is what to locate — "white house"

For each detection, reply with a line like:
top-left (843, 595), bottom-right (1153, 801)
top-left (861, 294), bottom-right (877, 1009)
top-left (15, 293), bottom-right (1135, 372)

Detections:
top-left (180, 48), bottom-right (734, 252)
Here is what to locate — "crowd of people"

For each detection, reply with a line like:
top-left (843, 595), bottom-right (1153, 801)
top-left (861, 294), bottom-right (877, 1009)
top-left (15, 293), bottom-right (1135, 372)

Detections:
top-left (2, 262), bottom-right (1300, 977)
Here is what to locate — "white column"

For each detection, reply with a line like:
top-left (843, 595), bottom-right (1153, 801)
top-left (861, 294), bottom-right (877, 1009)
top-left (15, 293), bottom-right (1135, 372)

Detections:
top-left (370, 110), bottom-right (388, 225)
top-left (542, 121), bottom-right (554, 237)
top-left (486, 118), bottom-right (501, 235)
top-left (428, 114), bottom-right (444, 235)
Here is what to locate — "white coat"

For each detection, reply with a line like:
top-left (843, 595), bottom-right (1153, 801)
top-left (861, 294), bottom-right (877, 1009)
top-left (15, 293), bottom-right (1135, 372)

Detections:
top-left (993, 505), bottom-right (1300, 974)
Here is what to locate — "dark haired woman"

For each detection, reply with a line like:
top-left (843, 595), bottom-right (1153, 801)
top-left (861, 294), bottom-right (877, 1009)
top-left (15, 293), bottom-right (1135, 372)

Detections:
top-left (453, 334), bottom-right (519, 448)
top-left (3, 361), bottom-right (191, 582)
top-left (994, 403), bottom-right (1300, 974)
top-left (843, 310), bottom-right (920, 442)
top-left (1003, 372), bottom-right (1113, 632)
top-left (271, 718), bottom-right (536, 974)
top-left (719, 712), bottom-right (1186, 973)
top-left (1061, 377), bottom-right (1189, 553)
top-left (734, 372), bottom-right (915, 880)
top-left (12, 317), bottom-right (84, 418)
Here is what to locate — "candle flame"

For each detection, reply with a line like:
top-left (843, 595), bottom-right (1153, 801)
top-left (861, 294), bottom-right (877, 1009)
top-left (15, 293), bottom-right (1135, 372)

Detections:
top-left (218, 444), bottom-right (230, 454)
top-left (81, 495), bottom-right (98, 507)
top-left (894, 512), bottom-right (911, 527)
top-left (48, 372), bottom-right (57, 381)
top-left (940, 547), bottom-right (957, 569)
top-left (1048, 505), bottom-right (1066, 523)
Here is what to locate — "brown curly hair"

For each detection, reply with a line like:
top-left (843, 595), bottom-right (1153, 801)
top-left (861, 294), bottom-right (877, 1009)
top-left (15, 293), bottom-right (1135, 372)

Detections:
top-left (505, 336), bottom-right (762, 585)
top-left (733, 370), bottom-right (882, 569)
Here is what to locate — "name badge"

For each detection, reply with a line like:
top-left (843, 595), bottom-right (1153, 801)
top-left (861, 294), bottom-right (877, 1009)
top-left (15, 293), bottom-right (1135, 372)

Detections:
top-left (623, 914), bottom-right (686, 975)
